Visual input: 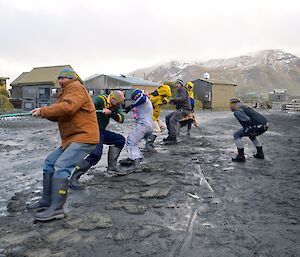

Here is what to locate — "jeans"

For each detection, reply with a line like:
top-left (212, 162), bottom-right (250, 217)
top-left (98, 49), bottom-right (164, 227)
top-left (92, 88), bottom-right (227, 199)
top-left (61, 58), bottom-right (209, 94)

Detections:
top-left (44, 143), bottom-right (96, 179)
top-left (165, 110), bottom-right (190, 137)
top-left (233, 128), bottom-right (264, 149)
top-left (86, 129), bottom-right (125, 165)
top-left (126, 123), bottom-right (153, 160)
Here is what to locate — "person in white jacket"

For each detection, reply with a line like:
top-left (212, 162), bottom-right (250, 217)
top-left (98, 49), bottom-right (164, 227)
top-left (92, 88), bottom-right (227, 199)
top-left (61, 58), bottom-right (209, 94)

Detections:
top-left (119, 89), bottom-right (153, 169)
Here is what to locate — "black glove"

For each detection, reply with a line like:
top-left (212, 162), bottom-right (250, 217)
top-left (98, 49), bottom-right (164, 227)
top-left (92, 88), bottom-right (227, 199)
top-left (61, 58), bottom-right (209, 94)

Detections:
top-left (125, 105), bottom-right (133, 114)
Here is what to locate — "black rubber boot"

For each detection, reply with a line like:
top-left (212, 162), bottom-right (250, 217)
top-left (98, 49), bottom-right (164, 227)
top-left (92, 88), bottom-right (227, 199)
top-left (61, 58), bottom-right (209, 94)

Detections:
top-left (145, 134), bottom-right (157, 151)
top-left (254, 146), bottom-right (265, 159)
top-left (27, 172), bottom-right (52, 211)
top-left (69, 159), bottom-right (92, 190)
top-left (34, 178), bottom-right (68, 221)
top-left (163, 135), bottom-right (177, 145)
top-left (107, 145), bottom-right (123, 173)
top-left (232, 148), bottom-right (246, 162)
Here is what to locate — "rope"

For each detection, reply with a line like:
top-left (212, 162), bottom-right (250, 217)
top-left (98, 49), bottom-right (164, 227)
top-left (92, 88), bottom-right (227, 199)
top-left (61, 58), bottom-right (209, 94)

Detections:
top-left (0, 110), bottom-right (104, 119)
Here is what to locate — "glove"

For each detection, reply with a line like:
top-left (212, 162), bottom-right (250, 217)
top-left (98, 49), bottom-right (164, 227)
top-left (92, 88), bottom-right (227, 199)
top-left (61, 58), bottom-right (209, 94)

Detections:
top-left (125, 105), bottom-right (133, 114)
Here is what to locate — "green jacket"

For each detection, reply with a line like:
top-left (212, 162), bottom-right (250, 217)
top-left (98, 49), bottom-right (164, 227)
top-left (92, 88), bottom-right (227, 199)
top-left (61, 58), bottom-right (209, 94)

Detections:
top-left (93, 95), bottom-right (125, 130)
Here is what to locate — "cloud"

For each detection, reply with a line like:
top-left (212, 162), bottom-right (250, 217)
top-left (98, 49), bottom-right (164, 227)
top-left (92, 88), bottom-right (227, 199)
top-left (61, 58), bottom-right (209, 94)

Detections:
top-left (1, 0), bottom-right (300, 83)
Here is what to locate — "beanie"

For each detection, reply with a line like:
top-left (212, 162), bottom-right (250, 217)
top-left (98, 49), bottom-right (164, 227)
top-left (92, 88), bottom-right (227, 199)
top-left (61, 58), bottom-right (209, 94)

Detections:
top-left (230, 97), bottom-right (241, 104)
top-left (58, 68), bottom-right (78, 79)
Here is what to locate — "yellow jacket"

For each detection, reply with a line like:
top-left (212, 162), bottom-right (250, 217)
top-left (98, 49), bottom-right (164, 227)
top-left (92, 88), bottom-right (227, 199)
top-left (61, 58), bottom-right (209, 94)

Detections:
top-left (150, 84), bottom-right (172, 121)
top-left (185, 81), bottom-right (194, 99)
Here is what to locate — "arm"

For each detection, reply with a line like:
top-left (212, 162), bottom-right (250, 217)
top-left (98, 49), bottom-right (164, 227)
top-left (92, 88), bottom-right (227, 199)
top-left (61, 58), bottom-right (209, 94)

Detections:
top-left (40, 85), bottom-right (87, 119)
top-left (110, 106), bottom-right (125, 123)
top-left (172, 88), bottom-right (188, 104)
top-left (234, 109), bottom-right (251, 127)
top-left (125, 94), bottom-right (147, 113)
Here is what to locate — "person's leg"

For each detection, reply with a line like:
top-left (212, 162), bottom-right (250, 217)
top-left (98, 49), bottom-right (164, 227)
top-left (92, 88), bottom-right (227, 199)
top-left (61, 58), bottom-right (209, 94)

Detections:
top-left (34, 143), bottom-right (96, 221)
top-left (103, 130), bottom-right (125, 172)
top-left (69, 130), bottom-right (103, 189)
top-left (232, 128), bottom-right (246, 162)
top-left (249, 135), bottom-right (264, 159)
top-left (27, 147), bottom-right (63, 210)
top-left (120, 124), bottom-right (149, 167)
top-left (164, 111), bottom-right (184, 143)
top-left (165, 112), bottom-right (174, 135)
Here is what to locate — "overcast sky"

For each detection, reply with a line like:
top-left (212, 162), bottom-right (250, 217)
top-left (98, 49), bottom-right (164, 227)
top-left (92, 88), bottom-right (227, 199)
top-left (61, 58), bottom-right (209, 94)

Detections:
top-left (1, 0), bottom-right (300, 83)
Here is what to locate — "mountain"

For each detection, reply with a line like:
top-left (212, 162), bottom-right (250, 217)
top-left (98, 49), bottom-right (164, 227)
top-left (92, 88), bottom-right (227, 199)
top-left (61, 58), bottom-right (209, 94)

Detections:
top-left (128, 50), bottom-right (300, 95)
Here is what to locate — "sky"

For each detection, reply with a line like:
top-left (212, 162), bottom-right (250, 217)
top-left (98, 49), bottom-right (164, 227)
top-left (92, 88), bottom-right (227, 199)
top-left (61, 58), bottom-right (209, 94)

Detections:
top-left (1, 0), bottom-right (300, 83)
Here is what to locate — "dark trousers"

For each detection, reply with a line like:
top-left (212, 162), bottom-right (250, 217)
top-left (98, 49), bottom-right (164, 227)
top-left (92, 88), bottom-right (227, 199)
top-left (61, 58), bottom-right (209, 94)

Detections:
top-left (165, 110), bottom-right (190, 137)
top-left (86, 129), bottom-right (125, 165)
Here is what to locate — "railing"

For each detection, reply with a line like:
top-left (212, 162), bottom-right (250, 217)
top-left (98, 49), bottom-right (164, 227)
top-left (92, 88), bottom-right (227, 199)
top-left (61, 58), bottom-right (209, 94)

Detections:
top-left (283, 103), bottom-right (300, 111)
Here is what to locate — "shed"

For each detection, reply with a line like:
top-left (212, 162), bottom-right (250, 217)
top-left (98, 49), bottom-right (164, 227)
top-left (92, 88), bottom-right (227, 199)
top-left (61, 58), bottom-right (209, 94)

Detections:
top-left (10, 65), bottom-right (74, 111)
top-left (84, 74), bottom-right (159, 106)
top-left (192, 78), bottom-right (237, 110)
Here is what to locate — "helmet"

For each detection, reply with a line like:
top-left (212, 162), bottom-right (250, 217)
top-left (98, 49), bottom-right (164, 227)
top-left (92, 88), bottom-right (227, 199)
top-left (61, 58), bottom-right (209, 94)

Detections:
top-left (174, 79), bottom-right (184, 86)
top-left (185, 81), bottom-right (194, 89)
top-left (131, 89), bottom-right (143, 100)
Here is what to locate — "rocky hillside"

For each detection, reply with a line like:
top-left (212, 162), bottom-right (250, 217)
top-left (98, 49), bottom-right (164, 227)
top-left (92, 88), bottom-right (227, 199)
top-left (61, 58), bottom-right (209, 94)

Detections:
top-left (129, 50), bottom-right (300, 95)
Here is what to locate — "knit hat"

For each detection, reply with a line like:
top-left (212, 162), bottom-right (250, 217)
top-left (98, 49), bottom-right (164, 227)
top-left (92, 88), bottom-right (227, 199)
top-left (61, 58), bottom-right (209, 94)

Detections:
top-left (230, 97), bottom-right (241, 104)
top-left (175, 79), bottom-right (184, 86)
top-left (109, 90), bottom-right (125, 104)
top-left (131, 89), bottom-right (143, 100)
top-left (58, 68), bottom-right (78, 79)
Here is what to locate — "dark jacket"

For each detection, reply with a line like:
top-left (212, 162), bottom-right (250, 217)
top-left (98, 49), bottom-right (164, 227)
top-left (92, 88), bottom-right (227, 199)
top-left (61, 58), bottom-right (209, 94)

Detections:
top-left (93, 95), bottom-right (125, 130)
top-left (234, 104), bottom-right (268, 128)
top-left (172, 86), bottom-right (191, 110)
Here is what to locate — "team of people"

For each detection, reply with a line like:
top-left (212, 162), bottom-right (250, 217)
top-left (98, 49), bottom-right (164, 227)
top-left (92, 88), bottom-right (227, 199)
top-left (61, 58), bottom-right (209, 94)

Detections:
top-left (27, 68), bottom-right (268, 221)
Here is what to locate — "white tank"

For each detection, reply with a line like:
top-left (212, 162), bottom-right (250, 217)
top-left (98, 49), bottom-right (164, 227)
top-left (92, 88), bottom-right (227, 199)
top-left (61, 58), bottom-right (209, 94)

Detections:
top-left (203, 72), bottom-right (210, 79)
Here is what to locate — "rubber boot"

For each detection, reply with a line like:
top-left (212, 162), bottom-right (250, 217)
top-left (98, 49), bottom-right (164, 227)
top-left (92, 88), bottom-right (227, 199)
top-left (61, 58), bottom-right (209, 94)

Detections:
top-left (69, 159), bottom-right (92, 190)
top-left (27, 172), bottom-right (52, 211)
top-left (163, 135), bottom-right (177, 145)
top-left (34, 178), bottom-right (68, 221)
top-left (145, 134), bottom-right (157, 151)
top-left (104, 145), bottom-right (127, 176)
top-left (232, 148), bottom-right (246, 162)
top-left (254, 146), bottom-right (264, 159)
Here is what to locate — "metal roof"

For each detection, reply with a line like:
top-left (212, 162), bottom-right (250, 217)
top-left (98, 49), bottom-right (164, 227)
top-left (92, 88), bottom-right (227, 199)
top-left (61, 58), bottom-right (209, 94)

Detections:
top-left (10, 65), bottom-right (73, 86)
top-left (194, 78), bottom-right (237, 86)
top-left (84, 74), bottom-right (159, 87)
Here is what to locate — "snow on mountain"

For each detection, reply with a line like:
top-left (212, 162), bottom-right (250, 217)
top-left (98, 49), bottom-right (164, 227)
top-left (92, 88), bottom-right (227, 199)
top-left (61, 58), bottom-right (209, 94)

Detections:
top-left (128, 50), bottom-right (300, 95)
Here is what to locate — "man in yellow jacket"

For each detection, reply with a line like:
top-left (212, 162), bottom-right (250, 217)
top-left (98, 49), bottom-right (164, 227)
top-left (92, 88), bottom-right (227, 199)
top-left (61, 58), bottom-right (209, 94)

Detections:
top-left (27, 68), bottom-right (99, 221)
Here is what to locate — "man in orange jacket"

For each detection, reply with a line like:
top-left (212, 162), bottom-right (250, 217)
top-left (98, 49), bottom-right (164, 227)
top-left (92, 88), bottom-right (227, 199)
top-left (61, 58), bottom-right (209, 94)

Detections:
top-left (27, 68), bottom-right (99, 221)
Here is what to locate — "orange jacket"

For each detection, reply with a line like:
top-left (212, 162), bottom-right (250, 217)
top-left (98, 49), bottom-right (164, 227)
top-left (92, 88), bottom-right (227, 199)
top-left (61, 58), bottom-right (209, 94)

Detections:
top-left (40, 79), bottom-right (99, 149)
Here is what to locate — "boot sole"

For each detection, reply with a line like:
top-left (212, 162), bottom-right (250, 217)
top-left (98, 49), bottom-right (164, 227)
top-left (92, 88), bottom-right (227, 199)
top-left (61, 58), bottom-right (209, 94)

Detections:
top-left (34, 213), bottom-right (65, 221)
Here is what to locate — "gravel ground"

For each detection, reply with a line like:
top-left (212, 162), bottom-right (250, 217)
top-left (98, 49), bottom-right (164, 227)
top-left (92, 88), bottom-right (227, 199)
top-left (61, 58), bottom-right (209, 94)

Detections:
top-left (0, 110), bottom-right (299, 257)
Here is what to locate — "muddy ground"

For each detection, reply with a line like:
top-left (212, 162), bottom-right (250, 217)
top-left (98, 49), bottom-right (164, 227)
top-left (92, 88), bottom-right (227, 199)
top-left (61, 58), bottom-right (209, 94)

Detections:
top-left (0, 110), bottom-right (299, 257)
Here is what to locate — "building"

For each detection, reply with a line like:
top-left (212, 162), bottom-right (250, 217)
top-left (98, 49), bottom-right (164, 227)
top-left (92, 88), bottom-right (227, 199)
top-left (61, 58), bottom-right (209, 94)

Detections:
top-left (192, 78), bottom-right (237, 110)
top-left (10, 65), bottom-right (74, 111)
top-left (268, 89), bottom-right (288, 103)
top-left (84, 74), bottom-right (159, 106)
top-left (0, 77), bottom-right (9, 90)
